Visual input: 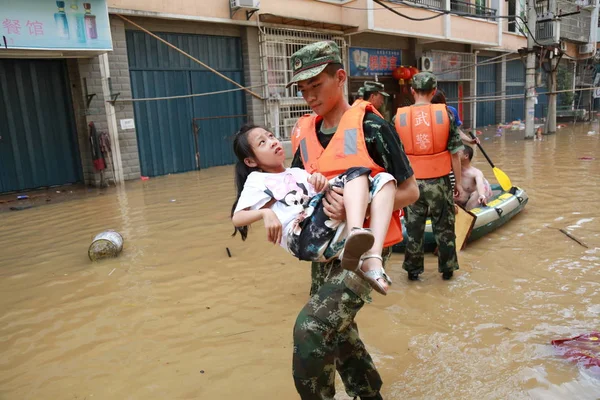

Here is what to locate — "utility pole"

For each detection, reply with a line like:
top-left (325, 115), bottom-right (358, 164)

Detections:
top-left (524, 0), bottom-right (537, 139)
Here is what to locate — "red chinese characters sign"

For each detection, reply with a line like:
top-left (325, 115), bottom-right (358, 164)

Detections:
top-left (350, 47), bottom-right (402, 77)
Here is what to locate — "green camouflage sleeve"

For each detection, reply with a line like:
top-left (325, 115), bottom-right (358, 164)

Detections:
top-left (447, 109), bottom-right (464, 154)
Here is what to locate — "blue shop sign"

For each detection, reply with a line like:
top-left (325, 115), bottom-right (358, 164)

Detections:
top-left (349, 47), bottom-right (402, 77)
top-left (1, 0), bottom-right (112, 51)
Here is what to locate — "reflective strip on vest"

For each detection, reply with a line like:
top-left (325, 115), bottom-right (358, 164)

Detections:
top-left (435, 110), bottom-right (443, 124)
top-left (299, 138), bottom-right (309, 166)
top-left (344, 128), bottom-right (358, 155)
top-left (399, 113), bottom-right (407, 127)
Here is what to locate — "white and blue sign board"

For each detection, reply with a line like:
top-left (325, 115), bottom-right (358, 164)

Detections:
top-left (1, 0), bottom-right (112, 51)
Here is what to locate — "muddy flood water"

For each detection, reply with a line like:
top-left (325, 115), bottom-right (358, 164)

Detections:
top-left (1, 123), bottom-right (600, 399)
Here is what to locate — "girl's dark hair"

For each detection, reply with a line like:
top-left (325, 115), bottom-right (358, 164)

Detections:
top-left (231, 124), bottom-right (261, 241)
top-left (431, 89), bottom-right (447, 104)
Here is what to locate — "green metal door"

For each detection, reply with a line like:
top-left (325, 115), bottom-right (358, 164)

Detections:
top-left (0, 59), bottom-right (82, 193)
top-left (127, 31), bottom-right (246, 177)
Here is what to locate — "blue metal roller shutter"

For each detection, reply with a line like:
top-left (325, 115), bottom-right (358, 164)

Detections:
top-left (0, 59), bottom-right (82, 193)
top-left (126, 31), bottom-right (246, 177)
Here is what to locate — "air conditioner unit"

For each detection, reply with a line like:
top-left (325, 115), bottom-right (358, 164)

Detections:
top-left (420, 56), bottom-right (433, 72)
top-left (231, 0), bottom-right (260, 10)
top-left (579, 43), bottom-right (595, 54)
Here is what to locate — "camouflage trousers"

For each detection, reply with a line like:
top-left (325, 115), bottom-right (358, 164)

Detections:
top-left (402, 175), bottom-right (459, 274)
top-left (292, 248), bottom-right (392, 400)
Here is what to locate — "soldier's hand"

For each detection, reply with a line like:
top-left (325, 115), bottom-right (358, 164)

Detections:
top-left (323, 186), bottom-right (345, 221)
top-left (454, 185), bottom-right (465, 200)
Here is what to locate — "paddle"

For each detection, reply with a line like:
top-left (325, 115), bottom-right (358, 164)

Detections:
top-left (469, 131), bottom-right (513, 191)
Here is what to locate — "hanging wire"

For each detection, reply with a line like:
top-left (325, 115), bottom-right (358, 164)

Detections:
top-left (366, 0), bottom-right (550, 47)
top-left (444, 86), bottom-right (600, 105)
top-left (112, 84), bottom-right (267, 103)
top-left (436, 54), bottom-right (523, 76)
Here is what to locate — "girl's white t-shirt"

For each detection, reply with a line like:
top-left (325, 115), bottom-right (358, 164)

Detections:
top-left (234, 168), bottom-right (317, 248)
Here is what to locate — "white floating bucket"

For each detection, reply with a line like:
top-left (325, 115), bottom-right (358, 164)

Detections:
top-left (88, 230), bottom-right (124, 261)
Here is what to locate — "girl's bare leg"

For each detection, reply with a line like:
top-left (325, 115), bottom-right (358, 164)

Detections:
top-left (343, 175), bottom-right (369, 229)
top-left (361, 181), bottom-right (396, 292)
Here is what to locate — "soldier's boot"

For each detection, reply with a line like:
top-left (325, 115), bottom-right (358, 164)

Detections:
top-left (442, 270), bottom-right (453, 280)
top-left (354, 393), bottom-right (383, 400)
top-left (407, 271), bottom-right (420, 281)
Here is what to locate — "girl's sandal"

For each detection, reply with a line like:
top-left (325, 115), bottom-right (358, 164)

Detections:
top-left (359, 254), bottom-right (392, 296)
top-left (340, 228), bottom-right (375, 273)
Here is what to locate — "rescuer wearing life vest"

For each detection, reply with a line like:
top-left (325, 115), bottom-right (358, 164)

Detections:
top-left (396, 72), bottom-right (465, 281)
top-left (362, 81), bottom-right (388, 112)
top-left (288, 40), bottom-right (419, 400)
top-left (352, 86), bottom-right (365, 106)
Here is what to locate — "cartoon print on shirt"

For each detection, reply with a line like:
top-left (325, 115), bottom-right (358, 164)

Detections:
top-left (264, 173), bottom-right (311, 207)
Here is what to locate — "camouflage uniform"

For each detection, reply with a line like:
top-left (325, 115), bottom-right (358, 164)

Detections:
top-left (294, 250), bottom-right (392, 400)
top-left (287, 41), bottom-right (413, 400)
top-left (362, 81), bottom-right (389, 98)
top-left (401, 72), bottom-right (464, 279)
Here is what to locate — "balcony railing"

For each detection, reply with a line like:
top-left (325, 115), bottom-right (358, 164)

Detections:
top-left (399, 0), bottom-right (444, 9)
top-left (391, 0), bottom-right (497, 18)
top-left (451, 0), bottom-right (497, 17)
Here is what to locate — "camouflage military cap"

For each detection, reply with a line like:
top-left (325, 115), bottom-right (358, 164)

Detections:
top-left (287, 41), bottom-right (342, 88)
top-left (412, 72), bottom-right (437, 91)
top-left (363, 81), bottom-right (389, 97)
top-left (357, 86), bottom-right (365, 97)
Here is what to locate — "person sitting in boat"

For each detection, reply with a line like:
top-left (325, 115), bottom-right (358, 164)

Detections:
top-left (456, 146), bottom-right (493, 210)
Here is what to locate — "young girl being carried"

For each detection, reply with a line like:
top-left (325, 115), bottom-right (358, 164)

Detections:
top-left (230, 124), bottom-right (396, 295)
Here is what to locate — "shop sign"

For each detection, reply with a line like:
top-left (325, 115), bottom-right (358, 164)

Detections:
top-left (1, 0), bottom-right (112, 51)
top-left (349, 47), bottom-right (402, 77)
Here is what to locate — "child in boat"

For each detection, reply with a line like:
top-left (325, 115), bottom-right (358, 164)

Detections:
top-left (456, 145), bottom-right (493, 210)
top-left (230, 124), bottom-right (395, 295)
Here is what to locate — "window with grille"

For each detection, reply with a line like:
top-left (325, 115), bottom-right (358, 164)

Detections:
top-left (259, 27), bottom-right (347, 140)
top-left (507, 0), bottom-right (527, 33)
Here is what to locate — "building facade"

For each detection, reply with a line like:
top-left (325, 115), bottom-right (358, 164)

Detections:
top-left (0, 0), bottom-right (597, 193)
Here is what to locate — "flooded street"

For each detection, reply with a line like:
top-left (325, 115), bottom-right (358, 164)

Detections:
top-left (1, 123), bottom-right (600, 399)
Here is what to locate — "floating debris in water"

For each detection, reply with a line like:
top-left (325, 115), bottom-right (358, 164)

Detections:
top-left (89, 231), bottom-right (124, 261)
top-left (552, 332), bottom-right (600, 368)
top-left (9, 205), bottom-right (33, 211)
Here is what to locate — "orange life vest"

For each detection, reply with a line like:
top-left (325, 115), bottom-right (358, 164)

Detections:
top-left (291, 102), bottom-right (403, 247)
top-left (352, 99), bottom-right (367, 107)
top-left (395, 104), bottom-right (451, 179)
